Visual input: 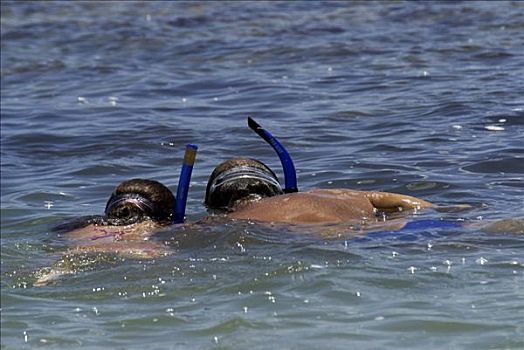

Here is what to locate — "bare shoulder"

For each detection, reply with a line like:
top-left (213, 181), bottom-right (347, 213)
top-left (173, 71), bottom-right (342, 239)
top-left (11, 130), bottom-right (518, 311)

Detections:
top-left (66, 220), bottom-right (162, 242)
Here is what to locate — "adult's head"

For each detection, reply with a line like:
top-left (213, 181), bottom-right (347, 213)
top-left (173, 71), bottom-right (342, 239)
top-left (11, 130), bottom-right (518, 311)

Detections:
top-left (205, 158), bottom-right (283, 210)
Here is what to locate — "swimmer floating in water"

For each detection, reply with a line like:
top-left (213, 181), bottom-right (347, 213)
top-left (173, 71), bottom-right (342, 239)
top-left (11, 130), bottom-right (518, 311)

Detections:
top-left (61, 178), bottom-right (176, 257)
top-left (205, 118), bottom-right (522, 236)
top-left (35, 145), bottom-right (197, 285)
top-left (205, 157), bottom-right (436, 232)
top-left (205, 118), bottom-right (432, 230)
top-left (63, 144), bottom-right (197, 257)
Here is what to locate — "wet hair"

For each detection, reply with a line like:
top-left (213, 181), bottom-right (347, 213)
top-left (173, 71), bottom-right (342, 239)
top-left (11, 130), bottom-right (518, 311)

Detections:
top-left (104, 179), bottom-right (175, 225)
top-left (205, 158), bottom-right (283, 210)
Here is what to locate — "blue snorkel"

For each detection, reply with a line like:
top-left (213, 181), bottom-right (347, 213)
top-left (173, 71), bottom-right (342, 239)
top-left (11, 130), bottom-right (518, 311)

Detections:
top-left (173, 144), bottom-right (198, 224)
top-left (248, 117), bottom-right (298, 193)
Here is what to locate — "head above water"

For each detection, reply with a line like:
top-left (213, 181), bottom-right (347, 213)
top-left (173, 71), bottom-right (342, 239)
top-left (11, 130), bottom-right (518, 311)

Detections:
top-left (104, 179), bottom-right (175, 225)
top-left (205, 158), bottom-right (284, 210)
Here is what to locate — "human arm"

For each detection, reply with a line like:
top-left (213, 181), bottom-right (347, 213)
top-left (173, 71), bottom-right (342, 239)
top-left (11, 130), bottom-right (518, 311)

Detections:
top-left (365, 191), bottom-right (434, 211)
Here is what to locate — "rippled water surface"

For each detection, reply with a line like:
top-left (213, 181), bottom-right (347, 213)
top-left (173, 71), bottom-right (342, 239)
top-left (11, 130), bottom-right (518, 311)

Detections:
top-left (1, 1), bottom-right (524, 349)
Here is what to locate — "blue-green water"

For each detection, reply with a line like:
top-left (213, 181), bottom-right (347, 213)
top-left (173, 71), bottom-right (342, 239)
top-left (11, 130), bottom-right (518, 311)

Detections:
top-left (1, 1), bottom-right (523, 349)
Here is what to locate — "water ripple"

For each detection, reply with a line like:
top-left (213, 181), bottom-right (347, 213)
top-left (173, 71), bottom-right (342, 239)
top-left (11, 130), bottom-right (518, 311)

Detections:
top-left (2, 1), bottom-right (524, 349)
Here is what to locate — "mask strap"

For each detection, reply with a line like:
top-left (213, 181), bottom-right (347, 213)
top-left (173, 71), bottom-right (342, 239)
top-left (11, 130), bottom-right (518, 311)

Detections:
top-left (104, 193), bottom-right (158, 218)
top-left (209, 165), bottom-right (282, 195)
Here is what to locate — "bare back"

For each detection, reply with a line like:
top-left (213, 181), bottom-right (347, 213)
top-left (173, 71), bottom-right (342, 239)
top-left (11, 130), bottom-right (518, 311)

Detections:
top-left (228, 188), bottom-right (433, 225)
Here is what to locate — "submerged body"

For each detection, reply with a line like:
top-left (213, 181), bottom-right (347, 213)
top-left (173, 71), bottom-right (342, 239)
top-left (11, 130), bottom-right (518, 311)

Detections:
top-left (35, 179), bottom-right (175, 286)
top-left (64, 219), bottom-right (170, 258)
top-left (64, 178), bottom-right (176, 257)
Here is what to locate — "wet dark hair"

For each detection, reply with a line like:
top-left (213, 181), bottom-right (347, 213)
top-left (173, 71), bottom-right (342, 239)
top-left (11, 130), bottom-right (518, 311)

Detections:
top-left (205, 158), bottom-right (283, 210)
top-left (104, 179), bottom-right (175, 225)
top-left (52, 179), bottom-right (175, 232)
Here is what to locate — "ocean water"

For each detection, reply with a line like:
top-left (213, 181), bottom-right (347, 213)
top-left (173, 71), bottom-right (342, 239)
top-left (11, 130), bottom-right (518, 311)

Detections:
top-left (1, 1), bottom-right (523, 349)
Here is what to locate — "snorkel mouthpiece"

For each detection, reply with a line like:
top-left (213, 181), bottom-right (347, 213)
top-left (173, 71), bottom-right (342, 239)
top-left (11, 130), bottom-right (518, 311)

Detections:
top-left (173, 144), bottom-right (198, 224)
top-left (247, 117), bottom-right (298, 193)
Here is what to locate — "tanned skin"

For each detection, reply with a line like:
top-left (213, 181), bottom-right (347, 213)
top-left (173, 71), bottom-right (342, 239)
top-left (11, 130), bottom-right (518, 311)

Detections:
top-left (229, 189), bottom-right (433, 225)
